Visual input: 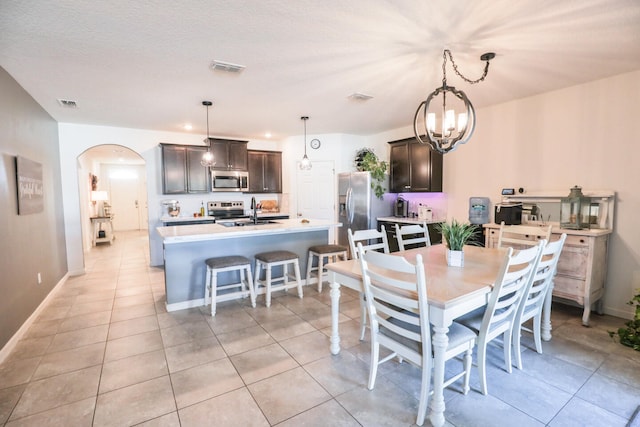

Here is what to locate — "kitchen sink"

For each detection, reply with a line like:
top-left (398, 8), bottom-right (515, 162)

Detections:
top-left (219, 220), bottom-right (280, 227)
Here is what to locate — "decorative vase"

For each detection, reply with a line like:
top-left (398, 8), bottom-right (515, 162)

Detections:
top-left (446, 249), bottom-right (464, 267)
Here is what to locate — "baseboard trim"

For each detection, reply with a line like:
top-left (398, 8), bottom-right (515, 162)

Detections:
top-left (628, 405), bottom-right (640, 427)
top-left (68, 268), bottom-right (85, 276)
top-left (0, 272), bottom-right (70, 364)
top-left (165, 280), bottom-right (313, 313)
top-left (166, 298), bottom-right (204, 312)
top-left (603, 305), bottom-right (634, 321)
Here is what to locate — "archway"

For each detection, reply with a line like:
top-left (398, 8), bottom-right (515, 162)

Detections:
top-left (77, 145), bottom-right (148, 255)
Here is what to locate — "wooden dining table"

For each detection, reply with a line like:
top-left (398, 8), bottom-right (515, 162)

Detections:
top-left (326, 243), bottom-right (508, 427)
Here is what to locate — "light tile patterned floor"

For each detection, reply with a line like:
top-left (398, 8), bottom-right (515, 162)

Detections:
top-left (1, 230), bottom-right (639, 426)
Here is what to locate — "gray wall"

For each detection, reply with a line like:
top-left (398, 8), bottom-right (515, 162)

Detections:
top-left (0, 67), bottom-right (67, 350)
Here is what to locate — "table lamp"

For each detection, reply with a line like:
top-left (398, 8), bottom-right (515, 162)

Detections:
top-left (91, 191), bottom-right (109, 217)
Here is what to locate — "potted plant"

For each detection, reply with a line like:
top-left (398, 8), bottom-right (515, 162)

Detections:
top-left (355, 148), bottom-right (388, 199)
top-left (609, 289), bottom-right (640, 351)
top-left (435, 219), bottom-right (479, 267)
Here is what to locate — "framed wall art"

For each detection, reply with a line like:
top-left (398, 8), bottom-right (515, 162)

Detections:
top-left (16, 156), bottom-right (44, 215)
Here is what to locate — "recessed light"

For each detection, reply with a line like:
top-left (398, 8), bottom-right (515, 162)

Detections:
top-left (184, 123), bottom-right (193, 131)
top-left (347, 92), bottom-right (374, 101)
top-left (265, 132), bottom-right (272, 139)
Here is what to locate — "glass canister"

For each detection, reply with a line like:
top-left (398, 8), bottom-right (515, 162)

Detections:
top-left (560, 186), bottom-right (591, 229)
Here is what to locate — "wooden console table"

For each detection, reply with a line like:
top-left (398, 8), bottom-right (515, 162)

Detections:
top-left (485, 223), bottom-right (611, 327)
top-left (90, 216), bottom-right (114, 246)
top-left (484, 190), bottom-right (614, 328)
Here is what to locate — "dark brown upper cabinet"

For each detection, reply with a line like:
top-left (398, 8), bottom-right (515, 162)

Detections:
top-left (209, 138), bottom-right (248, 171)
top-left (161, 143), bottom-right (209, 194)
top-left (388, 137), bottom-right (443, 193)
top-left (247, 150), bottom-right (282, 193)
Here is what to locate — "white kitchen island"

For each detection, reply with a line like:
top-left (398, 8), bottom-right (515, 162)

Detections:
top-left (157, 218), bottom-right (341, 312)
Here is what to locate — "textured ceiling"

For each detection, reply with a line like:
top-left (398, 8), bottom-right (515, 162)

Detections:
top-left (2, 0), bottom-right (640, 141)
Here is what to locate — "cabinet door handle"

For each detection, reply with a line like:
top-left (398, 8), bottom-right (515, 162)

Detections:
top-left (580, 239), bottom-right (585, 243)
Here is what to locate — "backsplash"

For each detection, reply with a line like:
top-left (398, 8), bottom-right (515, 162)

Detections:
top-left (159, 193), bottom-right (284, 218)
top-left (392, 192), bottom-right (448, 221)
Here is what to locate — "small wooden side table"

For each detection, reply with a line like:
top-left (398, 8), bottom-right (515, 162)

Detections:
top-left (90, 215), bottom-right (114, 246)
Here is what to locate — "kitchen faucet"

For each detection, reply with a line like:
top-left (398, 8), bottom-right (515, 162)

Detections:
top-left (250, 197), bottom-right (257, 224)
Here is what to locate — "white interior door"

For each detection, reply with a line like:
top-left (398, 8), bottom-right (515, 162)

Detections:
top-left (137, 168), bottom-right (148, 230)
top-left (296, 161), bottom-right (336, 242)
top-left (107, 166), bottom-right (144, 231)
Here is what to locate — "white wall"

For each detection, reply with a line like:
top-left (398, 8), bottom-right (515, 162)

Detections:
top-left (283, 132), bottom-right (390, 218)
top-left (368, 70), bottom-right (640, 319)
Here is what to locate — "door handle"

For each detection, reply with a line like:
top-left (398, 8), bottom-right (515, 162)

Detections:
top-left (346, 188), bottom-right (355, 224)
top-left (135, 200), bottom-right (139, 208)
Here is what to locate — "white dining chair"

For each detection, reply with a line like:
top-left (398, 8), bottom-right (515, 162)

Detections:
top-left (348, 226), bottom-right (390, 340)
top-left (497, 221), bottom-right (552, 249)
top-left (357, 243), bottom-right (475, 426)
top-left (513, 234), bottom-right (567, 369)
top-left (347, 226), bottom-right (389, 259)
top-left (395, 222), bottom-right (431, 251)
top-left (455, 240), bottom-right (544, 395)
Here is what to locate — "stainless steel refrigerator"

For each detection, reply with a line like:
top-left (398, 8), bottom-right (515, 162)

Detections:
top-left (337, 172), bottom-right (391, 254)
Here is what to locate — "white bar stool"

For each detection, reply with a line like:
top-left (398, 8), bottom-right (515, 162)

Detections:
top-left (254, 250), bottom-right (302, 307)
top-left (204, 255), bottom-right (256, 316)
top-left (305, 244), bottom-right (348, 292)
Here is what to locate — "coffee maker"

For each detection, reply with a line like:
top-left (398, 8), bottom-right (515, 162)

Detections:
top-left (394, 196), bottom-right (409, 217)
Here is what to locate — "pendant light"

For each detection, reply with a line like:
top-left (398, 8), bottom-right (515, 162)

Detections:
top-left (299, 116), bottom-right (312, 170)
top-left (414, 50), bottom-right (495, 154)
top-left (201, 100), bottom-right (215, 167)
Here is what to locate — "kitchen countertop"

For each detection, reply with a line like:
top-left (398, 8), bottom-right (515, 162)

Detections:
top-left (161, 215), bottom-right (216, 223)
top-left (377, 216), bottom-right (443, 224)
top-left (160, 212), bottom-right (289, 223)
top-left (157, 218), bottom-right (340, 244)
top-left (482, 222), bottom-right (612, 236)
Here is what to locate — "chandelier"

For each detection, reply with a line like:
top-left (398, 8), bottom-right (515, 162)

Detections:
top-left (299, 116), bottom-right (312, 170)
top-left (414, 49), bottom-right (495, 154)
top-left (201, 100), bottom-right (215, 167)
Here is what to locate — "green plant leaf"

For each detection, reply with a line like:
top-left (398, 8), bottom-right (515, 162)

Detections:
top-left (355, 149), bottom-right (388, 199)
top-left (435, 219), bottom-right (478, 251)
top-left (609, 288), bottom-right (640, 351)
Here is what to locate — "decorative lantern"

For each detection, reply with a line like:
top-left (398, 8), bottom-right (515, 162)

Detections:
top-left (560, 186), bottom-right (591, 230)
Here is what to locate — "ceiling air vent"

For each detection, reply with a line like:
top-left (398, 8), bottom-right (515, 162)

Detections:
top-left (57, 99), bottom-right (78, 108)
top-left (348, 92), bottom-right (374, 101)
top-left (210, 60), bottom-right (245, 73)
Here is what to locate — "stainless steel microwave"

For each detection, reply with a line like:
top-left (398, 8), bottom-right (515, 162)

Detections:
top-left (211, 170), bottom-right (249, 192)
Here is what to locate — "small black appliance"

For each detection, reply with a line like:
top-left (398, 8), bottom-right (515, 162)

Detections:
top-left (494, 202), bottom-right (523, 225)
top-left (395, 197), bottom-right (409, 217)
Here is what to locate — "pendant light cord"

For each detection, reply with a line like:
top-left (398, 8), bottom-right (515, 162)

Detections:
top-left (301, 116), bottom-right (309, 155)
top-left (304, 118), bottom-right (307, 156)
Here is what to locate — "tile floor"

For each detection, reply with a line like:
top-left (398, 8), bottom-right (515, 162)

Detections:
top-left (1, 230), bottom-right (639, 426)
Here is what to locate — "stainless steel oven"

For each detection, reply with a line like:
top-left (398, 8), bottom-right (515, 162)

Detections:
top-left (207, 201), bottom-right (249, 220)
top-left (211, 170), bottom-right (249, 192)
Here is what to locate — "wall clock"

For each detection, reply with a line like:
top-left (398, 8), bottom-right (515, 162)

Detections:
top-left (310, 138), bottom-right (321, 149)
